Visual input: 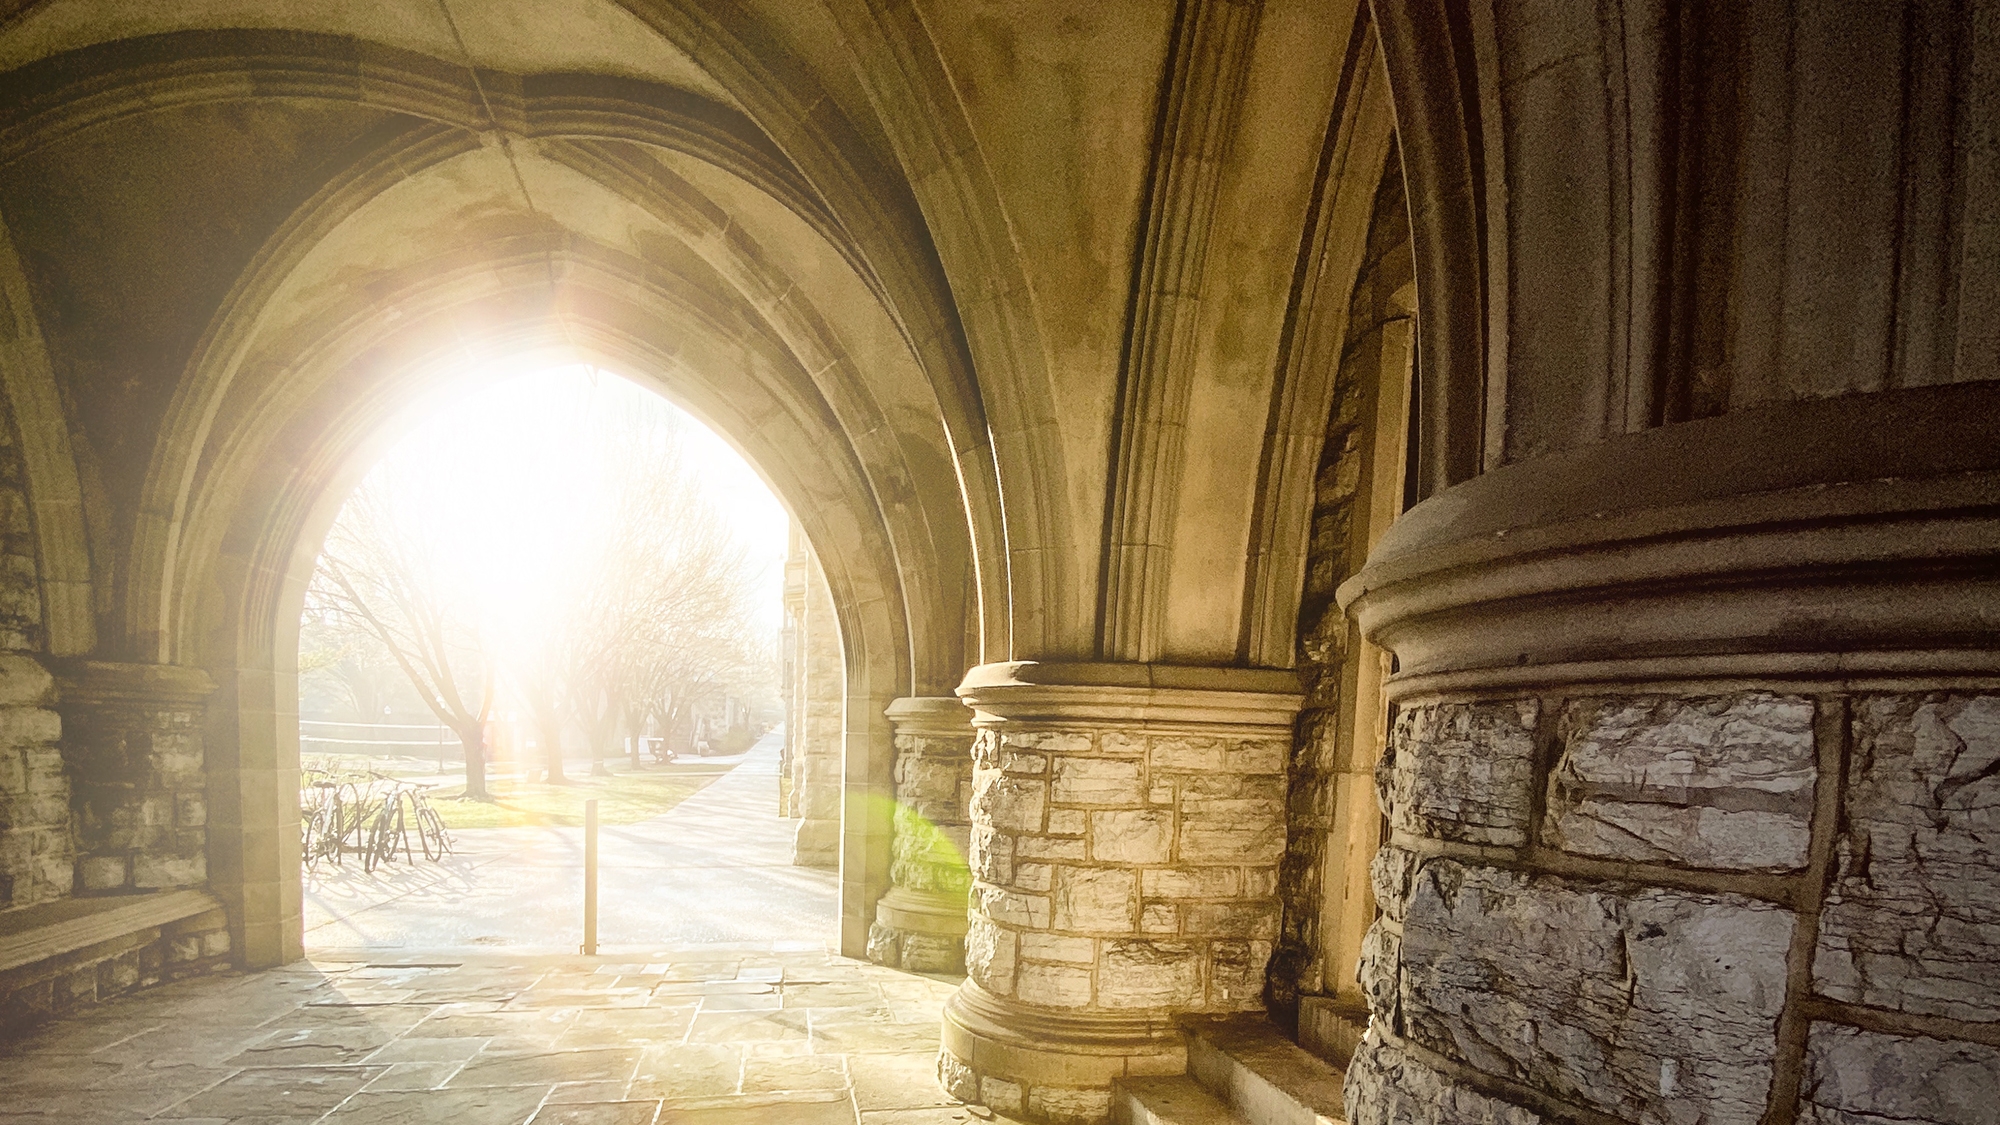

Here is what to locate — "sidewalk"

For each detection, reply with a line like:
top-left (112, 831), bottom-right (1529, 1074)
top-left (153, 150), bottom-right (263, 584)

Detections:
top-left (305, 732), bottom-right (838, 953)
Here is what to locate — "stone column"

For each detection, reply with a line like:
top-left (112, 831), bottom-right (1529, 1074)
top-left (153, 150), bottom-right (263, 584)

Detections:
top-left (56, 661), bottom-right (217, 898)
top-left (868, 696), bottom-right (974, 973)
top-left (940, 661), bottom-right (1301, 1125)
top-left (778, 540), bottom-right (806, 816)
top-left (790, 553), bottom-right (842, 868)
top-left (1334, 388), bottom-right (2000, 1125)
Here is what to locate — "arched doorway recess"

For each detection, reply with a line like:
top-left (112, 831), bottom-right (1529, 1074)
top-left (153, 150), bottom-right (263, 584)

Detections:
top-left (8, 31), bottom-right (1002, 967)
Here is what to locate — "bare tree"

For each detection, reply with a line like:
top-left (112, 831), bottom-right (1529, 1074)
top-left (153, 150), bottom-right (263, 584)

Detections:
top-left (305, 368), bottom-right (778, 799)
top-left (544, 400), bottom-right (769, 771)
top-left (310, 476), bottom-right (499, 800)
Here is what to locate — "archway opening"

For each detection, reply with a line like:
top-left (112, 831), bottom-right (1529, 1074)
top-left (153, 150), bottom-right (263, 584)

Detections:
top-left (289, 364), bottom-right (835, 955)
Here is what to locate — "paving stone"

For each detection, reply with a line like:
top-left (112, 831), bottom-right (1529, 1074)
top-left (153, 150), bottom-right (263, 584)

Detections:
top-left (363, 1036), bottom-right (488, 1063)
top-left (364, 1060), bottom-right (465, 1090)
top-left (227, 1025), bottom-right (399, 1066)
top-left (628, 1044), bottom-right (745, 1101)
top-left (323, 1085), bottom-right (552, 1123)
top-left (847, 1053), bottom-right (959, 1111)
top-left (652, 1091), bottom-right (856, 1124)
top-left (530, 1102), bottom-right (664, 1125)
top-left (546, 1080), bottom-right (634, 1103)
top-left (451, 1048), bottom-right (641, 1087)
top-left (168, 1065), bottom-right (387, 1117)
top-left (741, 1054), bottom-right (847, 1092)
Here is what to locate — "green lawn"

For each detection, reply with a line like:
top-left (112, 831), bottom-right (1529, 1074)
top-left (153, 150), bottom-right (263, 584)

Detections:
top-left (302, 755), bottom-right (736, 829)
top-left (428, 767), bottom-right (728, 828)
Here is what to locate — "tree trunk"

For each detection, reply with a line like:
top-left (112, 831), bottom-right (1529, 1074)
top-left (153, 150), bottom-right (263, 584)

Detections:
top-left (538, 716), bottom-right (568, 783)
top-left (458, 724), bottom-right (490, 799)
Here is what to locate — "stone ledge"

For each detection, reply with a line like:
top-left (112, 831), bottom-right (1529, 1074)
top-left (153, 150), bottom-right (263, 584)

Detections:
top-left (0, 888), bottom-right (223, 974)
top-left (957, 662), bottom-right (1302, 730)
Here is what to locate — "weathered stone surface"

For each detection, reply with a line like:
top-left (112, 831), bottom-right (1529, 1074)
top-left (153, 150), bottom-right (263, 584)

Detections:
top-left (1356, 917), bottom-right (1399, 1019)
top-left (1816, 694), bottom-right (2000, 1023)
top-left (1178, 797), bottom-right (1285, 862)
top-left (1017, 961), bottom-right (1094, 1007)
top-left (890, 804), bottom-right (971, 896)
top-left (1097, 940), bottom-right (1200, 1008)
top-left (1383, 702), bottom-right (1538, 846)
top-left (1088, 809), bottom-right (1172, 864)
top-left (0, 702), bottom-right (71, 908)
top-left (1396, 859), bottom-right (1792, 1125)
top-left (1801, 1025), bottom-right (2000, 1125)
top-left (974, 770), bottom-right (1048, 833)
top-left (1052, 868), bottom-right (1134, 932)
top-left (0, 654), bottom-right (54, 707)
top-left (1544, 693), bottom-right (1816, 870)
top-left (1050, 757), bottom-right (1144, 806)
top-left (966, 917), bottom-right (1018, 997)
top-left (1344, 1033), bottom-right (1544, 1125)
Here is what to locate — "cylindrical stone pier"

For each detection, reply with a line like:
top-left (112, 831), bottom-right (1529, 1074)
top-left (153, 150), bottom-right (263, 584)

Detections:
top-left (868, 696), bottom-right (976, 973)
top-left (1334, 387), bottom-right (2000, 1125)
top-left (939, 661), bottom-right (1302, 1125)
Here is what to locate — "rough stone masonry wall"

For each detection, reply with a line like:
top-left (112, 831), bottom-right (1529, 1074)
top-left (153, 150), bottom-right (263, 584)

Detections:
top-left (0, 654), bottom-right (69, 909)
top-left (61, 679), bottom-right (209, 894)
top-left (1345, 691), bottom-right (2000, 1125)
top-left (962, 725), bottom-right (1288, 1034)
top-left (0, 404), bottom-right (44, 653)
top-left (1272, 150), bottom-right (1411, 1016)
top-left (867, 714), bottom-right (975, 972)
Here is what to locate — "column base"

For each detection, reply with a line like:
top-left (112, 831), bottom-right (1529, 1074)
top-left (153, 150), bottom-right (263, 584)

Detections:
top-left (791, 817), bottom-right (838, 868)
top-left (938, 982), bottom-right (1187, 1125)
top-left (867, 886), bottom-right (969, 972)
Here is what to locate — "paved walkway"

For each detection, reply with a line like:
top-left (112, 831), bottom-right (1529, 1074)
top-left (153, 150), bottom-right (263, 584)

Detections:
top-left (0, 731), bottom-right (1024, 1123)
top-left (306, 733), bottom-right (837, 952)
top-left (0, 947), bottom-right (1014, 1123)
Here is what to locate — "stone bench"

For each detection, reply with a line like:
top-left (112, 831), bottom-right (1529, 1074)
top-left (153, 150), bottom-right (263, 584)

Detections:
top-left (0, 888), bottom-right (231, 1035)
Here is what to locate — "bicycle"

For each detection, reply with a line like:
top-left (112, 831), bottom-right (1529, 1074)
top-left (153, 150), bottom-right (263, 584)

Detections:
top-left (359, 776), bottom-right (453, 871)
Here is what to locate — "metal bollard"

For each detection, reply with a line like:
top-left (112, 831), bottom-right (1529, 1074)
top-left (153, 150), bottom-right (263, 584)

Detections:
top-left (581, 798), bottom-right (598, 955)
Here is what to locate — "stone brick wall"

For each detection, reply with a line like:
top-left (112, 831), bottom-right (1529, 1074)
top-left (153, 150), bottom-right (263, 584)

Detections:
top-left (889, 728), bottom-right (974, 900)
top-left (964, 726), bottom-right (1288, 1023)
top-left (59, 664), bottom-right (213, 895)
top-left (0, 654), bottom-right (69, 909)
top-left (0, 409), bottom-right (44, 653)
top-left (0, 906), bottom-right (231, 1037)
top-left (1346, 690), bottom-right (2000, 1125)
top-left (1272, 151), bottom-right (1411, 1016)
top-left (868, 700), bottom-right (975, 973)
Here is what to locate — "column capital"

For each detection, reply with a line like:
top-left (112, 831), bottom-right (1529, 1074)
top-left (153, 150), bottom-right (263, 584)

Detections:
top-left (955, 661), bottom-right (1301, 730)
top-left (883, 694), bottom-right (972, 737)
top-left (54, 660), bottom-right (217, 711)
top-left (1339, 383), bottom-right (2000, 696)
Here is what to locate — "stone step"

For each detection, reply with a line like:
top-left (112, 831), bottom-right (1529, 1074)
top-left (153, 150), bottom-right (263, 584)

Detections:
top-left (1184, 1016), bottom-right (1348, 1125)
top-left (1297, 996), bottom-right (1369, 1067)
top-left (1114, 1075), bottom-right (1254, 1125)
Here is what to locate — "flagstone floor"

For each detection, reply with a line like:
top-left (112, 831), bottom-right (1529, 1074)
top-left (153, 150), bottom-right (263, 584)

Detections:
top-left (0, 945), bottom-right (1021, 1124)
